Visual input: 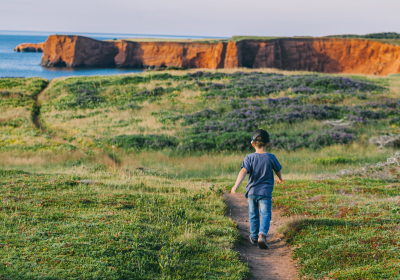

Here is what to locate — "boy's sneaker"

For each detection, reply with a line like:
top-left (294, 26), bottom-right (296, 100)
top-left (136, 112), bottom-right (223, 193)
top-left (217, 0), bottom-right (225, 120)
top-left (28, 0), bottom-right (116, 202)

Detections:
top-left (258, 234), bottom-right (269, 249)
top-left (249, 235), bottom-right (258, 245)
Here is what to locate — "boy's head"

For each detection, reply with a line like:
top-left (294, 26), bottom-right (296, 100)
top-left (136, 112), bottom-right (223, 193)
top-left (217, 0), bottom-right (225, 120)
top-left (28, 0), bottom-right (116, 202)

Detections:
top-left (251, 129), bottom-right (270, 149)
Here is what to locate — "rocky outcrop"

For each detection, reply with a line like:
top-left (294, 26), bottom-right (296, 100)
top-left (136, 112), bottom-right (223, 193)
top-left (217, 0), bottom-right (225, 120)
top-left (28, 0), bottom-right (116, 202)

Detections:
top-left (114, 40), bottom-right (226, 68)
top-left (248, 38), bottom-right (400, 76)
top-left (21, 35), bottom-right (400, 75)
top-left (224, 38), bottom-right (400, 75)
top-left (14, 42), bottom-right (45, 52)
top-left (40, 35), bottom-right (119, 67)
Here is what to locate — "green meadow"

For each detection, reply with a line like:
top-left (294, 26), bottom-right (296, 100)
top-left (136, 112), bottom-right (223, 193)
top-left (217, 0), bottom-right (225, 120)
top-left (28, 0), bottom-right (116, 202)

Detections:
top-left (1, 69), bottom-right (399, 279)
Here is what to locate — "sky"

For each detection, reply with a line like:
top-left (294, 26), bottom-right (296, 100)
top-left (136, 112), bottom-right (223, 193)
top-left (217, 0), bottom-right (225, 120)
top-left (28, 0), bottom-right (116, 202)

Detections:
top-left (0, 0), bottom-right (399, 38)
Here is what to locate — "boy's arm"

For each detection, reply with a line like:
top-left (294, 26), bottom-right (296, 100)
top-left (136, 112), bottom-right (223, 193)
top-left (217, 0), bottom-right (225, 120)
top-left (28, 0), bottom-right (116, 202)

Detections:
top-left (275, 171), bottom-right (283, 183)
top-left (231, 168), bottom-right (248, 194)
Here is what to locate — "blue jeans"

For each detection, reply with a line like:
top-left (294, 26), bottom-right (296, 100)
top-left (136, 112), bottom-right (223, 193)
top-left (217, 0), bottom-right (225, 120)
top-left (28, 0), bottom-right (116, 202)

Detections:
top-left (248, 194), bottom-right (272, 239)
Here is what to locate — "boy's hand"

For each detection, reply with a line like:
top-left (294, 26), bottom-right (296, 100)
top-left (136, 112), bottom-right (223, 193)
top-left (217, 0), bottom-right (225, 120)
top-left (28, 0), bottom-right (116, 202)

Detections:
top-left (275, 171), bottom-right (283, 184)
top-left (231, 186), bottom-right (237, 194)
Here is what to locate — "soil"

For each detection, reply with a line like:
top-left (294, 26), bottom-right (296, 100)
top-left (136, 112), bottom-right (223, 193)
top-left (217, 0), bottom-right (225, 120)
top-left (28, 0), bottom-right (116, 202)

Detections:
top-left (225, 193), bottom-right (298, 280)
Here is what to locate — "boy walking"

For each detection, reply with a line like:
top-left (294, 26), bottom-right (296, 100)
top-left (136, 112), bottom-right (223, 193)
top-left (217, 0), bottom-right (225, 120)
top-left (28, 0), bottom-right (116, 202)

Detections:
top-left (231, 129), bottom-right (282, 249)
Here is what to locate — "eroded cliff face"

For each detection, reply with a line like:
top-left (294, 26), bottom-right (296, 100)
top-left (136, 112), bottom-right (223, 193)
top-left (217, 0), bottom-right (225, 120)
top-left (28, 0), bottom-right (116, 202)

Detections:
top-left (40, 35), bottom-right (119, 67)
top-left (249, 38), bottom-right (400, 76)
top-left (114, 40), bottom-right (226, 68)
top-left (14, 42), bottom-right (45, 52)
top-left (30, 35), bottom-right (400, 75)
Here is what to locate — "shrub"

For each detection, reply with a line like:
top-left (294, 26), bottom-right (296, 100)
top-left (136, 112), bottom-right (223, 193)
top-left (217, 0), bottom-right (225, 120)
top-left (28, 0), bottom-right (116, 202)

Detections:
top-left (313, 156), bottom-right (352, 165)
top-left (201, 73), bottom-right (385, 98)
top-left (106, 134), bottom-right (179, 150)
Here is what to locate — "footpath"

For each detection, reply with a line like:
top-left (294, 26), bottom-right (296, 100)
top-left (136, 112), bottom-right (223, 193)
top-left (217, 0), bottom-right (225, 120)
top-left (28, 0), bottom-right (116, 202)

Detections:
top-left (225, 193), bottom-right (298, 280)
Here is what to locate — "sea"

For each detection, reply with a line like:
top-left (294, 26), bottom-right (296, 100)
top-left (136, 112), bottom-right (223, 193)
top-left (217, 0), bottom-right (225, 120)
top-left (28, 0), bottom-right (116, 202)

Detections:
top-left (0, 30), bottom-right (223, 80)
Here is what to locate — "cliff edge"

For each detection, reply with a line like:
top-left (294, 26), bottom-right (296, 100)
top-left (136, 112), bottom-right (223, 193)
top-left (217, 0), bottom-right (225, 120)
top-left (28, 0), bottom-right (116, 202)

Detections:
top-left (19, 35), bottom-right (400, 75)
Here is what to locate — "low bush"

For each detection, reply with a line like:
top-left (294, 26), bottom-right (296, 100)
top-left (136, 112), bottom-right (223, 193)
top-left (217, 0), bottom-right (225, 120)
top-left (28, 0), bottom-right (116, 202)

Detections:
top-left (105, 134), bottom-right (179, 150)
top-left (313, 156), bottom-right (352, 165)
top-left (201, 73), bottom-right (386, 98)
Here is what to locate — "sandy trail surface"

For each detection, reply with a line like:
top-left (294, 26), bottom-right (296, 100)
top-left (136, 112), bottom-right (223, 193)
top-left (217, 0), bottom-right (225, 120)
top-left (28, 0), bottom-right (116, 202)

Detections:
top-left (225, 193), bottom-right (298, 280)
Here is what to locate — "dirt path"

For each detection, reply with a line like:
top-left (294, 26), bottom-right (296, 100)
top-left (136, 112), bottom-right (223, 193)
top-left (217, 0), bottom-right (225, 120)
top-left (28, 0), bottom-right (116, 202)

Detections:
top-left (30, 79), bottom-right (119, 166)
top-left (32, 83), bottom-right (48, 132)
top-left (225, 193), bottom-right (298, 280)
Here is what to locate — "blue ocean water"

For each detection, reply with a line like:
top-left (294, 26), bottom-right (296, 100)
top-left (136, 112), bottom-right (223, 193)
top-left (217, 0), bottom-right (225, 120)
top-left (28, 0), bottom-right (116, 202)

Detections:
top-left (0, 31), bottom-right (224, 80)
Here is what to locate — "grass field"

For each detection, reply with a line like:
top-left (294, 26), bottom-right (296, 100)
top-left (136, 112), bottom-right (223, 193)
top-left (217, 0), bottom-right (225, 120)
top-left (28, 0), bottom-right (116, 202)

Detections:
top-left (16, 69), bottom-right (400, 177)
top-left (1, 69), bottom-right (399, 279)
top-left (0, 169), bottom-right (248, 279)
top-left (271, 178), bottom-right (399, 279)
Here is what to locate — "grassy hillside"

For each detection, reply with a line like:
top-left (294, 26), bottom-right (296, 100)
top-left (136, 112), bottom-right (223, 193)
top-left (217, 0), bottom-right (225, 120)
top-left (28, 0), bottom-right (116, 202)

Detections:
top-left (12, 69), bottom-right (398, 178)
top-left (1, 70), bottom-right (399, 279)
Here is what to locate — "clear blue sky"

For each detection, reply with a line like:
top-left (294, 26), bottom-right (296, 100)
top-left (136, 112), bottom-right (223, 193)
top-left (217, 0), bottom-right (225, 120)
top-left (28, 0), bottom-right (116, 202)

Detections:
top-left (0, 0), bottom-right (399, 37)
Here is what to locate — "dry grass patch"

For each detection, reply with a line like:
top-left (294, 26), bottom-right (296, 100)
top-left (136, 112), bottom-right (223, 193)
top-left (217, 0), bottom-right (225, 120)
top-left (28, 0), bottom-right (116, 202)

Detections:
top-left (0, 150), bottom-right (83, 166)
top-left (0, 107), bottom-right (32, 121)
top-left (277, 215), bottom-right (307, 238)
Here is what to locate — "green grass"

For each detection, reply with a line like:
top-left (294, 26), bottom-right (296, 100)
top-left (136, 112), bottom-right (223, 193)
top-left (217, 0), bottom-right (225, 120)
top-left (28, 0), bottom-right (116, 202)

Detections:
top-left (0, 77), bottom-right (66, 161)
top-left (1, 70), bottom-right (400, 279)
top-left (0, 169), bottom-right (249, 279)
top-left (0, 77), bottom-right (48, 96)
top-left (235, 178), bottom-right (400, 279)
top-left (2, 70), bottom-right (399, 179)
top-left (325, 32), bottom-right (400, 46)
top-left (312, 156), bottom-right (352, 165)
top-left (31, 71), bottom-right (399, 176)
top-left (0, 77), bottom-right (48, 110)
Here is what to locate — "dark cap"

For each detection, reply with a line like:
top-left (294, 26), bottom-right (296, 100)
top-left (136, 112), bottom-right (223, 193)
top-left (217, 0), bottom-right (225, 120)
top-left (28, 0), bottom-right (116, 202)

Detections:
top-left (252, 129), bottom-right (270, 143)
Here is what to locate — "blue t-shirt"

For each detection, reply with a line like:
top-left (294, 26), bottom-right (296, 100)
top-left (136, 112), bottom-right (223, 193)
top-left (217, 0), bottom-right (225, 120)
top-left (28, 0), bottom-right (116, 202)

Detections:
top-left (241, 152), bottom-right (282, 198)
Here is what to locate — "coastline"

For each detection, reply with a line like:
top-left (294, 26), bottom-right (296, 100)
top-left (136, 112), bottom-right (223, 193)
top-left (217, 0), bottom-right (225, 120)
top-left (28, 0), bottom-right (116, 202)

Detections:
top-left (13, 34), bottom-right (400, 76)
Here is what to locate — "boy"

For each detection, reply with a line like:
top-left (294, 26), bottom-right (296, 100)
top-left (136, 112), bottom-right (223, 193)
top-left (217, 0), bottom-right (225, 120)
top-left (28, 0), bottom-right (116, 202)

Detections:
top-left (231, 129), bottom-right (282, 249)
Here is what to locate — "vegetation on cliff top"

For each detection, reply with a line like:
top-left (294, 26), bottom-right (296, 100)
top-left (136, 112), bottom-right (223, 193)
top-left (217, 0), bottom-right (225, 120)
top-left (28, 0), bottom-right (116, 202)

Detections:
top-left (327, 32), bottom-right (400, 39)
top-left (110, 33), bottom-right (400, 45)
top-left (326, 32), bottom-right (400, 46)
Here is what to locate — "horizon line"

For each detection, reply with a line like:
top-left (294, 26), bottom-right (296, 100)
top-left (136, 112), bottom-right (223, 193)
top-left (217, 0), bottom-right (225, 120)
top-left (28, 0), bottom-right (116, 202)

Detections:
top-left (0, 29), bottom-right (230, 39)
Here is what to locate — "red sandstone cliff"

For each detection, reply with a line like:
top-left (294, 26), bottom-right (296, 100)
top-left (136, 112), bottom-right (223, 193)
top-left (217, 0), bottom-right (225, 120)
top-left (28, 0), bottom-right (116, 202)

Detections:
top-left (40, 35), bottom-right (119, 67)
top-left (14, 42), bottom-right (45, 52)
top-left (114, 40), bottom-right (226, 68)
top-left (249, 38), bottom-right (400, 76)
top-left (21, 35), bottom-right (400, 75)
